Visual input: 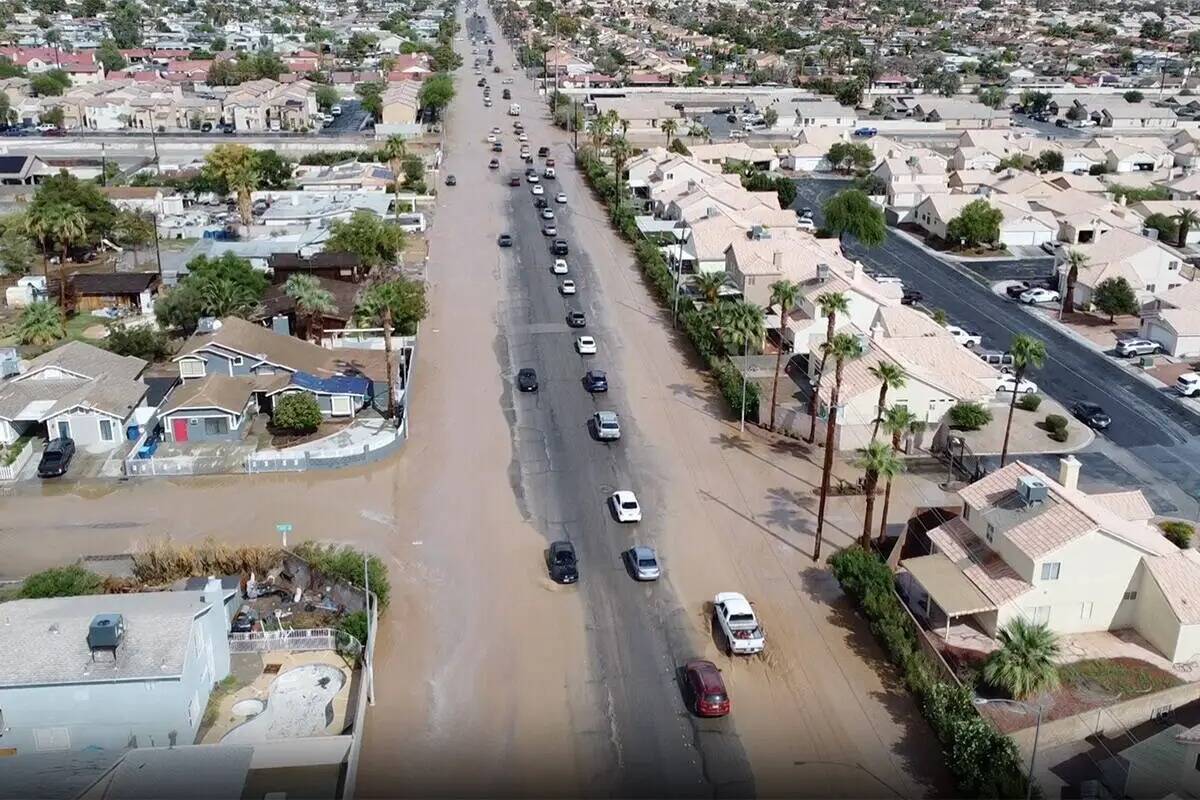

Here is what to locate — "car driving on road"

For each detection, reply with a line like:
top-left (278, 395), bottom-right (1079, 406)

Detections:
top-left (575, 335), bottom-right (596, 354)
top-left (517, 368), bottom-right (538, 392)
top-left (1071, 401), bottom-right (1112, 429)
top-left (497, 233), bottom-right (513, 247)
top-left (683, 660), bottom-right (730, 717)
top-left (585, 370), bottom-right (608, 392)
top-left (559, 279), bottom-right (575, 294)
top-left (593, 410), bottom-right (619, 439)
top-left (609, 490), bottom-right (642, 522)
top-left (713, 592), bottom-right (766, 655)
top-left (555, 192), bottom-right (567, 204)
top-left (547, 541), bottom-right (578, 584)
top-left (552, 258), bottom-right (569, 274)
top-left (627, 546), bottom-right (660, 580)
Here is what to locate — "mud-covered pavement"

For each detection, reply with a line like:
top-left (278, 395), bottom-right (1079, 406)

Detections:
top-left (0, 3), bottom-right (954, 797)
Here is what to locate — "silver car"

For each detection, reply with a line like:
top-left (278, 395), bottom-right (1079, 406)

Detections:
top-left (593, 411), bottom-right (620, 440)
top-left (628, 546), bottom-right (660, 581)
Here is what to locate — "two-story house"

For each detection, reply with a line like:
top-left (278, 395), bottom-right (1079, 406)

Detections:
top-left (1058, 227), bottom-right (1186, 307)
top-left (872, 154), bottom-right (949, 210)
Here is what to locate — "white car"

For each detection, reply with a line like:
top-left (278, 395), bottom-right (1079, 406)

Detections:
top-left (1020, 287), bottom-right (1061, 305)
top-left (576, 335), bottom-right (597, 354)
top-left (560, 279), bottom-right (576, 295)
top-left (541, 207), bottom-right (554, 220)
top-left (527, 173), bottom-right (540, 183)
top-left (502, 77), bottom-right (514, 84)
top-left (552, 258), bottom-right (569, 274)
top-left (944, 325), bottom-right (983, 348)
top-left (610, 490), bottom-right (642, 522)
top-left (544, 167), bottom-right (556, 179)
top-left (1177, 372), bottom-right (1200, 397)
top-left (518, 133), bottom-right (528, 142)
top-left (996, 374), bottom-right (1038, 394)
top-left (491, 126), bottom-right (501, 134)
top-left (543, 223), bottom-right (558, 236)
top-left (797, 217), bottom-right (815, 231)
top-left (594, 410), bottom-right (620, 440)
top-left (555, 192), bottom-right (567, 204)
top-left (531, 184), bottom-right (544, 195)
top-left (486, 133), bottom-right (498, 143)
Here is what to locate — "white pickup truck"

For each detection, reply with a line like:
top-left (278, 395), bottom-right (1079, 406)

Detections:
top-left (713, 592), bottom-right (765, 655)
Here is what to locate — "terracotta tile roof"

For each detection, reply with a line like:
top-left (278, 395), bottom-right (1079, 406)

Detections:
top-left (927, 517), bottom-right (1033, 605)
top-left (1090, 490), bottom-right (1156, 522)
top-left (1144, 551), bottom-right (1200, 625)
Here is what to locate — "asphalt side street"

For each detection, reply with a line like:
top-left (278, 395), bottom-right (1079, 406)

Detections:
top-left (793, 178), bottom-right (1200, 516)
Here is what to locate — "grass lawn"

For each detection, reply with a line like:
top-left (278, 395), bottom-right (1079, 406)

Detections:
top-left (1059, 657), bottom-right (1182, 696)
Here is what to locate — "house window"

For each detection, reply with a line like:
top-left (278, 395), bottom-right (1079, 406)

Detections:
top-left (962, 505), bottom-right (970, 521)
top-left (1124, 590), bottom-right (1138, 601)
top-left (985, 523), bottom-right (995, 543)
top-left (1040, 562), bottom-right (1061, 581)
top-left (1146, 284), bottom-right (1156, 293)
top-left (1030, 606), bottom-right (1050, 624)
top-left (1081, 602), bottom-right (1094, 620)
top-left (180, 359), bottom-right (205, 378)
top-left (99, 419), bottom-right (114, 442)
top-left (204, 418), bottom-right (228, 436)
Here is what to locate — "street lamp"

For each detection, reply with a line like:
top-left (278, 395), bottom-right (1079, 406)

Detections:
top-left (974, 697), bottom-right (1043, 800)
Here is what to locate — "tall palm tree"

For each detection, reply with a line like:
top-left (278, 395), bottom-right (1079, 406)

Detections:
top-left (767, 279), bottom-right (800, 431)
top-left (1062, 248), bottom-right (1087, 316)
top-left (693, 271), bottom-right (727, 304)
top-left (807, 291), bottom-right (850, 443)
top-left (380, 135), bottom-right (408, 225)
top-left (45, 204), bottom-right (87, 306)
top-left (721, 300), bottom-right (765, 431)
top-left (813, 332), bottom-right (863, 562)
top-left (24, 206), bottom-right (55, 278)
top-left (982, 618), bottom-right (1060, 699)
top-left (855, 440), bottom-right (904, 548)
top-left (205, 144), bottom-right (260, 228)
top-left (660, 117), bottom-right (678, 145)
top-left (877, 405), bottom-right (919, 545)
top-left (867, 362), bottom-right (906, 440)
top-left (284, 274), bottom-right (336, 342)
top-left (1000, 334), bottom-right (1047, 466)
top-left (590, 112), bottom-right (612, 149)
top-left (608, 136), bottom-right (631, 208)
top-left (15, 300), bottom-right (66, 346)
top-left (356, 280), bottom-right (426, 421)
top-left (1176, 208), bottom-right (1200, 248)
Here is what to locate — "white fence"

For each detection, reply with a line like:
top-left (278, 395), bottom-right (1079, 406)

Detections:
top-left (0, 442), bottom-right (34, 481)
top-left (228, 627), bottom-right (342, 653)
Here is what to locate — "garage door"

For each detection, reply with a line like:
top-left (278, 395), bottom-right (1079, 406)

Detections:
top-left (1003, 230), bottom-right (1037, 246)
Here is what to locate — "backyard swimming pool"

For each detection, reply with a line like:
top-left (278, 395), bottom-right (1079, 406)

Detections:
top-left (222, 664), bottom-right (346, 743)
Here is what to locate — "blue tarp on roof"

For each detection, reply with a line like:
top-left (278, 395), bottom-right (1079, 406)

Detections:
top-left (290, 371), bottom-right (371, 396)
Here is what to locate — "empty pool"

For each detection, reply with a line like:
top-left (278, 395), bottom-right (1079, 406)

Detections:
top-left (221, 664), bottom-right (346, 743)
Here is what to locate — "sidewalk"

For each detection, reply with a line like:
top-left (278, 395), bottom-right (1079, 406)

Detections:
top-left (888, 225), bottom-right (1050, 265)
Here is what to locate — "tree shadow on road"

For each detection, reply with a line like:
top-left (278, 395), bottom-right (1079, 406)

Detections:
top-left (667, 381), bottom-right (727, 420)
top-left (762, 486), bottom-right (816, 540)
top-left (710, 433), bottom-right (819, 488)
top-left (698, 489), bottom-right (812, 558)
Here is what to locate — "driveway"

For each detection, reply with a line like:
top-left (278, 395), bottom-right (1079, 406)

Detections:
top-left (319, 99), bottom-right (368, 135)
top-left (793, 178), bottom-right (1200, 516)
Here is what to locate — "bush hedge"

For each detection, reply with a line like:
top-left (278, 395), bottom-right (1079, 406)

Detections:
top-left (948, 401), bottom-right (992, 431)
top-left (829, 547), bottom-right (1029, 797)
top-left (19, 565), bottom-right (104, 598)
top-left (1044, 414), bottom-right (1068, 433)
top-left (294, 541), bottom-right (391, 610)
top-left (1161, 520), bottom-right (1195, 549)
top-left (1016, 393), bottom-right (1042, 412)
top-left (576, 146), bottom-right (759, 419)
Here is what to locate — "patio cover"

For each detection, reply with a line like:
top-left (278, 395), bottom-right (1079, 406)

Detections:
top-left (901, 554), bottom-right (995, 616)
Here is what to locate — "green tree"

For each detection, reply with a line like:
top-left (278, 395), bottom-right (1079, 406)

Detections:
top-left (1123, 89), bottom-right (1144, 103)
top-left (326, 210), bottom-right (406, 270)
top-left (854, 440), bottom-right (904, 548)
top-left (284, 273), bottom-right (336, 342)
top-left (155, 252), bottom-right (267, 333)
top-left (659, 117), bottom-right (678, 145)
top-left (1035, 150), bottom-right (1064, 172)
top-left (315, 85), bottom-right (339, 112)
top-left (0, 213), bottom-right (36, 275)
top-left (40, 106), bottom-right (64, 128)
top-left (826, 141), bottom-right (875, 174)
top-left (946, 199), bottom-right (1003, 248)
top-left (16, 300), bottom-right (66, 345)
top-left (253, 150), bottom-right (293, 190)
top-left (30, 70), bottom-right (70, 96)
top-left (767, 279), bottom-right (800, 430)
top-left (273, 391), bottom-right (323, 432)
top-left (835, 80), bottom-right (863, 107)
top-left (96, 38), bottom-right (127, 71)
top-left (1000, 335), bottom-right (1046, 466)
top-left (1092, 276), bottom-right (1139, 321)
top-left (19, 565), bottom-right (103, 598)
top-left (355, 279), bottom-right (427, 419)
top-left (1141, 19), bottom-right (1167, 41)
top-left (877, 405), bottom-right (919, 545)
top-left (1175, 208), bottom-right (1200, 247)
top-left (868, 362), bottom-right (905, 440)
top-left (380, 135), bottom-right (409, 225)
top-left (762, 107), bottom-right (778, 127)
top-left (719, 300), bottom-right (765, 429)
top-left (113, 209), bottom-right (154, 268)
top-left (807, 291), bottom-right (850, 443)
top-left (356, 80), bottom-right (385, 119)
top-left (823, 189), bottom-right (886, 248)
top-left (813, 332), bottom-right (864, 561)
top-left (39, 202), bottom-right (87, 304)
top-left (0, 90), bottom-right (13, 126)
top-left (105, 324), bottom-right (170, 361)
top-left (608, 136), bottom-right (632, 209)
top-left (983, 618), bottom-right (1060, 698)
top-left (977, 86), bottom-right (1006, 109)
top-left (205, 144), bottom-right (259, 226)
top-left (418, 72), bottom-right (455, 115)
top-left (109, 0), bottom-right (142, 47)
top-left (1143, 212), bottom-right (1179, 242)
top-left (693, 271), bottom-right (727, 304)
top-left (28, 172), bottom-right (117, 242)
top-left (949, 401), bottom-right (993, 430)
top-left (1063, 248), bottom-right (1087, 313)
top-left (1020, 90), bottom-right (1052, 114)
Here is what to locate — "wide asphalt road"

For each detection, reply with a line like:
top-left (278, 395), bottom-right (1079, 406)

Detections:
top-left (794, 178), bottom-right (1200, 514)
top-left (468, 10), bottom-right (756, 798)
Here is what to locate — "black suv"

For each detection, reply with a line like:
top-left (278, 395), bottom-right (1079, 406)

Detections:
top-left (517, 368), bottom-right (539, 392)
top-left (38, 437), bottom-right (76, 478)
top-left (551, 239), bottom-right (568, 255)
top-left (548, 541), bottom-right (578, 584)
top-left (567, 310), bottom-right (586, 327)
top-left (538, 146), bottom-right (550, 158)
top-left (584, 370), bottom-right (608, 393)
top-left (498, 233), bottom-right (513, 247)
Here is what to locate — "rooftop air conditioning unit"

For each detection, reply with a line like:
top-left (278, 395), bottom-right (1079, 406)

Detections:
top-left (750, 225), bottom-right (769, 240)
top-left (816, 263), bottom-right (831, 281)
top-left (0, 347), bottom-right (18, 378)
top-left (1142, 227), bottom-right (1160, 241)
top-left (196, 317), bottom-right (223, 334)
top-left (1017, 475), bottom-right (1049, 506)
top-left (87, 613), bottom-right (125, 658)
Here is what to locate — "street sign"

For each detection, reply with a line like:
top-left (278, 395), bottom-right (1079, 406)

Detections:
top-left (276, 523), bottom-right (293, 547)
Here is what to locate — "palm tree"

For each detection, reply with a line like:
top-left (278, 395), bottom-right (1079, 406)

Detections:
top-left (205, 144), bottom-right (260, 228)
top-left (45, 204), bottom-right (87, 306)
top-left (877, 405), bottom-right (919, 545)
top-left (813, 332), bottom-right (864, 562)
top-left (807, 291), bottom-right (850, 443)
top-left (114, 210), bottom-right (154, 269)
top-left (822, 189), bottom-right (887, 250)
top-left (867, 362), bottom-right (906, 440)
top-left (693, 271), bottom-right (727, 304)
top-left (590, 112), bottom-right (612, 149)
top-left (16, 301), bottom-right (65, 346)
top-left (660, 117), bottom-right (678, 145)
top-left (855, 441), bottom-right (904, 548)
top-left (380, 135), bottom-right (408, 226)
top-left (1000, 334), bottom-right (1047, 466)
top-left (1176, 208), bottom-right (1200, 248)
top-left (721, 300), bottom-right (765, 431)
top-left (982, 618), bottom-right (1060, 699)
top-left (284, 274), bottom-right (336, 342)
top-left (1061, 248), bottom-right (1086, 316)
top-left (24, 205), bottom-right (55, 278)
top-left (355, 280), bottom-right (424, 421)
top-left (608, 136), bottom-right (631, 208)
top-left (767, 279), bottom-right (800, 430)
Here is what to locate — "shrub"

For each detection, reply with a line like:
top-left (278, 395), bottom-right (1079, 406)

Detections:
top-left (1044, 413), bottom-right (1068, 433)
top-left (19, 565), bottom-right (104, 598)
top-left (338, 609), bottom-right (370, 646)
top-left (132, 538), bottom-right (278, 584)
top-left (712, 357), bottom-right (759, 419)
top-left (1161, 521), bottom-right (1195, 549)
top-left (294, 541), bottom-right (391, 610)
top-left (1049, 428), bottom-right (1069, 442)
top-left (1016, 393), bottom-right (1042, 412)
top-left (105, 324), bottom-right (171, 361)
top-left (948, 401), bottom-right (992, 430)
top-left (272, 391), bottom-right (323, 433)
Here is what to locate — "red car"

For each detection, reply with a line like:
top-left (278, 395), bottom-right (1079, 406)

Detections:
top-left (546, 157), bottom-right (555, 167)
top-left (684, 659), bottom-right (730, 717)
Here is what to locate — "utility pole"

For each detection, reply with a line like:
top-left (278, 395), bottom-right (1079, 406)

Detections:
top-left (101, 142), bottom-right (107, 187)
top-left (573, 99), bottom-right (579, 148)
top-left (152, 212), bottom-right (163, 277)
top-left (149, 122), bottom-right (160, 176)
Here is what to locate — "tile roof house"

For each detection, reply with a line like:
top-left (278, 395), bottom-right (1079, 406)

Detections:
top-left (1057, 227), bottom-right (1187, 307)
top-left (901, 457), bottom-right (1200, 663)
top-left (0, 341), bottom-right (149, 451)
top-left (912, 194), bottom-right (1058, 248)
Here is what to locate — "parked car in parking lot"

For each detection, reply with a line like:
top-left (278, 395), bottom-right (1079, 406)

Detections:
top-left (944, 325), bottom-right (983, 348)
top-left (1115, 338), bottom-right (1162, 357)
top-left (1071, 401), bottom-right (1111, 429)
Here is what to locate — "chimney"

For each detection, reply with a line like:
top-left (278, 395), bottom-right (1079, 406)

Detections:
top-left (772, 251), bottom-right (783, 269)
top-left (1058, 455), bottom-right (1081, 492)
top-left (871, 322), bottom-right (884, 340)
top-left (849, 260), bottom-right (860, 280)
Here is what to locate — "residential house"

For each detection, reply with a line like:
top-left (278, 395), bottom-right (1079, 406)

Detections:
top-left (0, 341), bottom-right (148, 450)
top-left (911, 99), bottom-right (1011, 129)
top-left (293, 162), bottom-right (396, 193)
top-left (70, 272), bottom-right (160, 315)
top-left (913, 194), bottom-right (1058, 247)
top-left (268, 252), bottom-right (367, 284)
top-left (1030, 189), bottom-right (1143, 245)
top-left (684, 142), bottom-right (780, 172)
top-left (1057, 228), bottom-right (1187, 308)
top-left (1131, 200), bottom-right (1200, 245)
top-left (0, 586), bottom-right (235, 754)
top-left (1139, 308), bottom-right (1200, 357)
top-left (900, 458), bottom-right (1200, 664)
top-left (792, 101), bottom-right (857, 128)
top-left (258, 276), bottom-right (361, 337)
top-left (256, 192), bottom-right (392, 228)
top-left (872, 154), bottom-right (949, 209)
top-left (101, 186), bottom-right (186, 217)
top-left (379, 80), bottom-right (422, 127)
top-left (1099, 138), bottom-right (1176, 173)
top-left (1092, 99), bottom-right (1179, 129)
top-left (0, 153), bottom-right (63, 185)
top-left (222, 79), bottom-right (319, 132)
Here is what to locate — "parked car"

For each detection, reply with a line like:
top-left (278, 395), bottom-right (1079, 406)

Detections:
top-left (547, 541), bottom-right (578, 584)
top-left (517, 367), bottom-right (538, 392)
top-left (996, 374), bottom-right (1038, 394)
top-left (1040, 241), bottom-right (1058, 255)
top-left (683, 659), bottom-right (730, 717)
top-left (559, 278), bottom-right (575, 294)
top-left (900, 288), bottom-right (923, 305)
top-left (498, 233), bottom-right (513, 247)
top-left (1005, 282), bottom-right (1032, 299)
top-left (593, 410), bottom-right (620, 440)
top-left (944, 324), bottom-right (983, 348)
top-left (1115, 338), bottom-right (1162, 357)
top-left (552, 258), bottom-right (569, 274)
top-left (551, 239), bottom-right (569, 255)
top-left (231, 607), bottom-right (256, 633)
top-left (977, 350), bottom-right (1015, 373)
top-left (1071, 401), bottom-right (1112, 430)
top-left (585, 369), bottom-right (608, 392)
top-left (37, 437), bottom-right (75, 478)
top-left (1177, 372), bottom-right (1200, 397)
top-left (567, 309), bottom-right (586, 327)
top-left (1020, 287), bottom-right (1060, 305)
top-left (609, 490), bottom-right (642, 522)
top-left (713, 592), bottom-right (766, 655)
top-left (626, 546), bottom-right (660, 580)
top-left (797, 217), bottom-right (815, 231)
top-left (575, 335), bottom-right (596, 354)
top-left (853, 126), bottom-right (878, 137)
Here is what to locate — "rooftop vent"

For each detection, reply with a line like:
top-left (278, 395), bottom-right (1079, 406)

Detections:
top-left (1017, 475), bottom-right (1048, 506)
top-left (749, 225), bottom-right (769, 240)
top-left (87, 613), bottom-right (125, 659)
